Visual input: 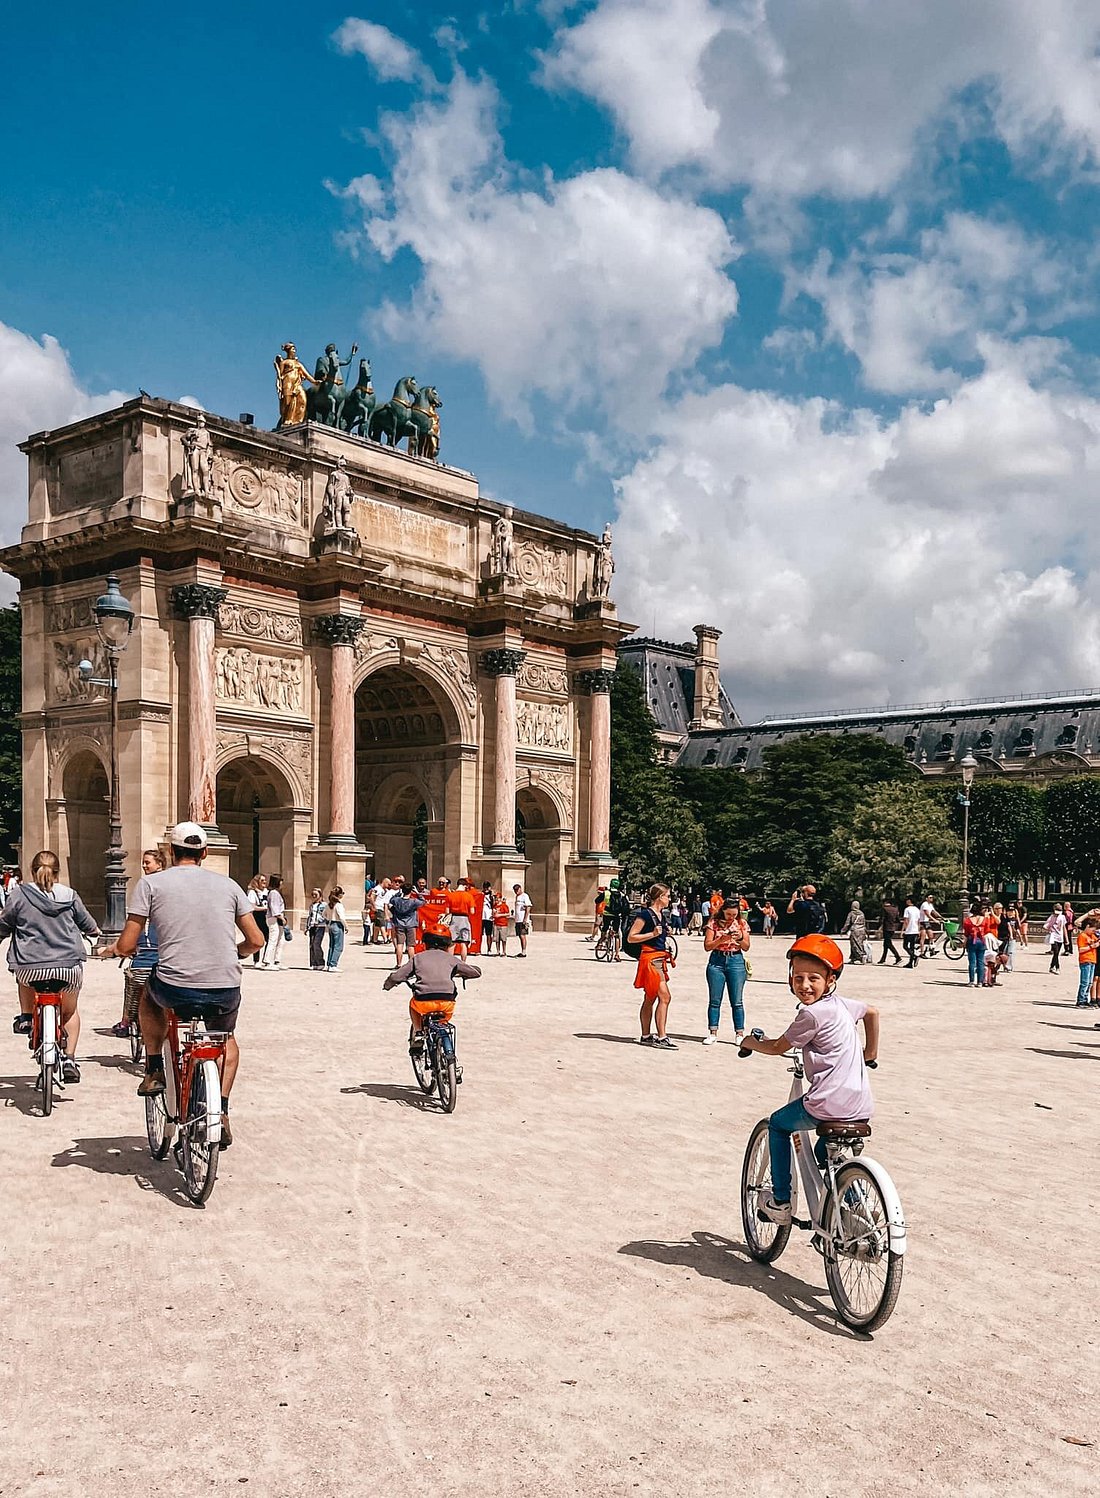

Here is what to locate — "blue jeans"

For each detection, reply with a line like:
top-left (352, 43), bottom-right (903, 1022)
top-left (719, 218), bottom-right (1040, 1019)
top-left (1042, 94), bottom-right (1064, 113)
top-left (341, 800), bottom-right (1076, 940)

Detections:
top-left (768, 1096), bottom-right (828, 1204)
top-left (1077, 962), bottom-right (1095, 1005)
top-left (966, 941), bottom-right (986, 985)
top-left (327, 923), bottom-right (346, 970)
top-left (706, 951), bottom-right (746, 1032)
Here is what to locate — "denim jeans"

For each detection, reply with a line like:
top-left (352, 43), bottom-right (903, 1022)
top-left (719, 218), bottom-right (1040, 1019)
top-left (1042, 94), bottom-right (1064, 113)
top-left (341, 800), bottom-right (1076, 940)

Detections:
top-left (1077, 962), bottom-right (1095, 1005)
top-left (327, 923), bottom-right (346, 969)
top-left (706, 951), bottom-right (746, 1032)
top-left (308, 925), bottom-right (326, 969)
top-left (966, 941), bottom-right (986, 985)
top-left (768, 1096), bottom-right (828, 1204)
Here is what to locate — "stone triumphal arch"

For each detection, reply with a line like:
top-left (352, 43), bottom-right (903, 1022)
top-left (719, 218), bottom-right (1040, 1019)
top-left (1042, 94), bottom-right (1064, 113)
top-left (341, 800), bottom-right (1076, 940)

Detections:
top-left (3, 397), bottom-right (628, 929)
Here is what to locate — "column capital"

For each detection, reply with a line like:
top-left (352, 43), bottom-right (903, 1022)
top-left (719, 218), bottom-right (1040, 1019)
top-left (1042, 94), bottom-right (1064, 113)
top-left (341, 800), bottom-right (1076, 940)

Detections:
top-left (313, 613), bottom-right (366, 647)
top-left (171, 583), bottom-right (226, 620)
top-left (480, 647), bottom-right (526, 677)
top-left (573, 668), bottom-right (615, 696)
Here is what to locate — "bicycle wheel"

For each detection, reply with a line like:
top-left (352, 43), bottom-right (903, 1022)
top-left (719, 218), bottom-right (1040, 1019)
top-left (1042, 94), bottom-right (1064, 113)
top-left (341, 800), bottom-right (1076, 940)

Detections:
top-left (435, 1037), bottom-right (457, 1114)
top-left (180, 1061), bottom-right (220, 1206)
top-left (666, 935), bottom-right (679, 963)
top-left (129, 1021), bottom-right (144, 1065)
top-left (410, 1029), bottom-right (434, 1093)
top-left (39, 1006), bottom-right (57, 1117)
top-left (145, 1091), bottom-right (172, 1159)
top-left (740, 1118), bottom-right (793, 1263)
top-left (822, 1162), bottom-right (903, 1332)
top-left (602, 933), bottom-right (617, 963)
top-left (944, 935), bottom-right (966, 961)
top-left (594, 931), bottom-right (608, 960)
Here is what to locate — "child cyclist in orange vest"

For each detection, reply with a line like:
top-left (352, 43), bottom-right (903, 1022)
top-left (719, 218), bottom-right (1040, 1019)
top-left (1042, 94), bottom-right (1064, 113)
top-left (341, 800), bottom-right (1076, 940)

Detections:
top-left (492, 893), bottom-right (510, 956)
top-left (383, 923), bottom-right (481, 1060)
top-left (626, 883), bottom-right (677, 1050)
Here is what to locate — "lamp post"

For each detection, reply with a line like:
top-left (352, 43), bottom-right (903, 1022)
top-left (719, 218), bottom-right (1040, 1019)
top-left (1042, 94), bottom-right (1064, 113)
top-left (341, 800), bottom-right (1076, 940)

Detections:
top-left (77, 574), bottom-right (134, 936)
top-left (959, 752), bottom-right (978, 919)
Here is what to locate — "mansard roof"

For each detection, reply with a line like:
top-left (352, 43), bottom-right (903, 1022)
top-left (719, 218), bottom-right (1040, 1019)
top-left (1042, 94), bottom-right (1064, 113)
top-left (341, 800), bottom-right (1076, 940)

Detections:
top-left (618, 635), bottom-right (740, 740)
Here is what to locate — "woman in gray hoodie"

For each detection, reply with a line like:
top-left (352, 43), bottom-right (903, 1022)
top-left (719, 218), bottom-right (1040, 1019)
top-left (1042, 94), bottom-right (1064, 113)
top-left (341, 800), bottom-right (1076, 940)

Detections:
top-left (1, 849), bottom-right (100, 1082)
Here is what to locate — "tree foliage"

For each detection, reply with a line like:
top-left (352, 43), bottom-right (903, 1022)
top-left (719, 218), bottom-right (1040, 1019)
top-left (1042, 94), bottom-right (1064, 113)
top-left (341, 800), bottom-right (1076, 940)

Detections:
top-left (825, 782), bottom-right (962, 900)
top-left (610, 664), bottom-right (705, 888)
top-left (1044, 777), bottom-right (1100, 887)
top-left (947, 779), bottom-right (1045, 887)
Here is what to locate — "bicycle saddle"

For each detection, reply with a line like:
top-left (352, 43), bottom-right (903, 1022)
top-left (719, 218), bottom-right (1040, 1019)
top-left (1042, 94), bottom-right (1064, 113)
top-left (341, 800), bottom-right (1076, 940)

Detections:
top-left (28, 980), bottom-right (64, 994)
top-left (815, 1120), bottom-right (871, 1139)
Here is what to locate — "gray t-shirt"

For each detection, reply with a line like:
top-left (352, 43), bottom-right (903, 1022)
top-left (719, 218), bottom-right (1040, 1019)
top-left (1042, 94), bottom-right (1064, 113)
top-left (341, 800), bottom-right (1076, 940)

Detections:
top-left (129, 866), bottom-right (252, 990)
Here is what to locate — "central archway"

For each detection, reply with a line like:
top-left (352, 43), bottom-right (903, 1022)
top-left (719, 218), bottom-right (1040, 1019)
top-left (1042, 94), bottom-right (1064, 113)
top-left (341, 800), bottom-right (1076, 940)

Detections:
top-left (355, 664), bottom-right (458, 881)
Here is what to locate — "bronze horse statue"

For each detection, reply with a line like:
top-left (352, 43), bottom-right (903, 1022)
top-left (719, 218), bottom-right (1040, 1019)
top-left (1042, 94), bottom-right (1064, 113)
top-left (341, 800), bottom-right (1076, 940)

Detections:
top-left (339, 358), bottom-right (376, 436)
top-left (306, 343), bottom-right (357, 426)
top-left (407, 385), bottom-right (442, 461)
top-left (368, 376), bottom-right (418, 447)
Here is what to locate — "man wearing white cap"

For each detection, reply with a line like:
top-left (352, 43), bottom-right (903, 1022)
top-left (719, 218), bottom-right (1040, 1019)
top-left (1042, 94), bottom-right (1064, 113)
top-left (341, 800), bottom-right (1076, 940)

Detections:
top-left (116, 821), bottom-right (263, 1146)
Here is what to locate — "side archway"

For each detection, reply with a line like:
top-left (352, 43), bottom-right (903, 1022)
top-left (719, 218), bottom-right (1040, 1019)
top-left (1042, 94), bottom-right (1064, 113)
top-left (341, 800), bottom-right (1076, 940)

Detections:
top-left (216, 754), bottom-right (298, 897)
top-left (57, 750), bottom-right (110, 918)
top-left (516, 782), bottom-right (568, 930)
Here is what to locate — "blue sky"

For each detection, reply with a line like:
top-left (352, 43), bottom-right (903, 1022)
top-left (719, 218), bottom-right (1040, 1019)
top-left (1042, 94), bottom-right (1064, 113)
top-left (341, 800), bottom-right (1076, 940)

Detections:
top-left (3, 1), bottom-right (1100, 717)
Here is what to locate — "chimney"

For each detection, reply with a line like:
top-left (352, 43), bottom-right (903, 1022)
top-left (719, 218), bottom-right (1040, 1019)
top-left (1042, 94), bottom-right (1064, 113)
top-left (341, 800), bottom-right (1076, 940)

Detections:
top-left (689, 624), bottom-right (724, 730)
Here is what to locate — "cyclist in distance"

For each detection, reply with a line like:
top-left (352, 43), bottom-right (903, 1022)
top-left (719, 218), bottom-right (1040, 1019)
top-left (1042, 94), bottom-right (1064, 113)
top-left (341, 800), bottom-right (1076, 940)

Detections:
top-left (602, 878), bottom-right (631, 962)
top-left (2, 849), bottom-right (101, 1083)
top-left (739, 934), bottom-right (879, 1226)
top-left (383, 921), bottom-right (481, 1056)
top-left (117, 822), bottom-right (263, 1147)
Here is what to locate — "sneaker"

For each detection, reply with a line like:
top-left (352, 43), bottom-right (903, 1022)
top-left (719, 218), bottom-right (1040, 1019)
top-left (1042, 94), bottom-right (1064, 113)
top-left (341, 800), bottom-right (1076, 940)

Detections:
top-left (12, 1013), bottom-right (31, 1036)
top-left (652, 1036), bottom-right (678, 1050)
top-left (220, 1113), bottom-right (233, 1149)
top-left (638, 1034), bottom-right (655, 1046)
top-left (110, 1020), bottom-right (130, 1038)
top-left (702, 1032), bottom-right (718, 1046)
top-left (735, 1030), bottom-right (746, 1044)
top-left (61, 1057), bottom-right (80, 1084)
top-left (758, 1192), bottom-right (792, 1226)
top-left (137, 1068), bottom-right (166, 1097)
top-left (409, 1034), bottom-right (425, 1053)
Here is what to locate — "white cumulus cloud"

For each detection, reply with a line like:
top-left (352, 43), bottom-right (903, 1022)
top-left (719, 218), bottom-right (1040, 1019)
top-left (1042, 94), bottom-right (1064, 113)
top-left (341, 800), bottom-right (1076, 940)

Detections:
top-left (333, 17), bottom-right (429, 84)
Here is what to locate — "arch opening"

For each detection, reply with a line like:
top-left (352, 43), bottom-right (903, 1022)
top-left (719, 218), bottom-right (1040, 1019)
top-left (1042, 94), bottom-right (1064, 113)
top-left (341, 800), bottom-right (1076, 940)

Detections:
top-left (516, 783), bottom-right (565, 928)
top-left (216, 755), bottom-right (296, 895)
top-left (59, 750), bottom-right (109, 918)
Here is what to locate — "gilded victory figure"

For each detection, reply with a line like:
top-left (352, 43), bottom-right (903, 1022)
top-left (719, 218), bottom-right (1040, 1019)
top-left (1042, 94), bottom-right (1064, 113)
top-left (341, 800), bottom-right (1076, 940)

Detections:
top-left (273, 343), bottom-right (315, 428)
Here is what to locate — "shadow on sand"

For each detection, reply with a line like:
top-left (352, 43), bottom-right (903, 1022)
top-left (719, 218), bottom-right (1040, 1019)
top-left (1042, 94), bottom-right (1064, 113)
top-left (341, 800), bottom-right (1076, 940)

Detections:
top-left (0, 1073), bottom-right (56, 1118)
top-left (618, 1230), bottom-right (864, 1339)
top-left (341, 1081), bottom-right (441, 1111)
top-left (50, 1134), bottom-right (192, 1206)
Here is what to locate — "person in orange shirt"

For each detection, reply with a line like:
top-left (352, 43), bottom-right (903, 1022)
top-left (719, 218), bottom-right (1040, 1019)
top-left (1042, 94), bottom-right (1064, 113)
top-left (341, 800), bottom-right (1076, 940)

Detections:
top-left (492, 892), bottom-right (510, 956)
top-left (1075, 917), bottom-right (1099, 1008)
top-left (416, 876), bottom-right (452, 949)
top-left (446, 877), bottom-right (482, 957)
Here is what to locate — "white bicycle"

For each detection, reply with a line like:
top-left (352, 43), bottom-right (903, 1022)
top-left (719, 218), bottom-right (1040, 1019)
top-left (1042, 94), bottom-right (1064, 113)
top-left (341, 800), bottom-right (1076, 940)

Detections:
top-left (739, 1033), bottom-right (906, 1332)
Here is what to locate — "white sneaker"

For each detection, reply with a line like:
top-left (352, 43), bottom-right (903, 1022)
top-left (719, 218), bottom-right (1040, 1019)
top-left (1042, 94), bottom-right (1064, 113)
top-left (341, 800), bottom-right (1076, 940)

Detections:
top-left (735, 1030), bottom-right (745, 1044)
top-left (758, 1192), bottom-right (792, 1226)
top-left (702, 1032), bottom-right (717, 1046)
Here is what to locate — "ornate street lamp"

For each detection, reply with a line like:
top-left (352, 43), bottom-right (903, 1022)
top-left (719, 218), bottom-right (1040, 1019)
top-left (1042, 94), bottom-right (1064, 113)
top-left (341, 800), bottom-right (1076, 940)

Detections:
top-left (959, 752), bottom-right (978, 919)
top-left (78, 574), bottom-right (135, 936)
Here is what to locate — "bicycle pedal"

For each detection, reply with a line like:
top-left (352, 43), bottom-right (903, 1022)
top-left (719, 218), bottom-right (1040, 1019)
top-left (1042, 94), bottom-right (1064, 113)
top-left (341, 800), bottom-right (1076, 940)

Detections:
top-left (793, 1217), bottom-right (813, 1231)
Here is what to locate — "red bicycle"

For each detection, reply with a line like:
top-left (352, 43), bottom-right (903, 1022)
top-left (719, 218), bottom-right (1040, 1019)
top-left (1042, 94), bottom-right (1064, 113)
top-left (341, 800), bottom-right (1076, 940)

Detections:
top-left (143, 1012), bottom-right (226, 1205)
top-left (28, 980), bottom-right (68, 1116)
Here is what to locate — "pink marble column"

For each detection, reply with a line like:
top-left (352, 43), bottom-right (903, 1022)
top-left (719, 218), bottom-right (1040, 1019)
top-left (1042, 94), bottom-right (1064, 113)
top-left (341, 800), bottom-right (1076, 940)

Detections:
top-left (576, 669), bottom-right (614, 856)
top-left (315, 614), bottom-right (365, 842)
top-left (171, 584), bottom-right (226, 826)
top-left (481, 648), bottom-right (525, 851)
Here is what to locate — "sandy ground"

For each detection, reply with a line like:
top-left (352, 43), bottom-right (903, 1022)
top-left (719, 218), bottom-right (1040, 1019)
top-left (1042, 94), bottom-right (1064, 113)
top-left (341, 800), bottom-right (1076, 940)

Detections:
top-left (1, 929), bottom-right (1098, 1497)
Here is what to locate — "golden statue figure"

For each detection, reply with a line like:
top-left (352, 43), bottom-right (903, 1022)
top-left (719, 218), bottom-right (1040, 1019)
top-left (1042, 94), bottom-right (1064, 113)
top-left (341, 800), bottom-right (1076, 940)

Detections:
top-left (273, 343), bottom-right (315, 428)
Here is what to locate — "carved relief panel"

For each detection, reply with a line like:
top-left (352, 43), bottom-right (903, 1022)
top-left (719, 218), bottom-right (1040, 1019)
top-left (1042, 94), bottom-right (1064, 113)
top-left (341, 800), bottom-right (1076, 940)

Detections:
top-left (517, 661), bottom-right (569, 696)
top-left (50, 638), bottom-right (108, 703)
top-left (517, 699), bottom-right (573, 753)
top-left (217, 600), bottom-right (303, 646)
top-left (210, 452), bottom-right (304, 525)
top-left (515, 543), bottom-right (568, 598)
top-left (214, 648), bottom-right (303, 712)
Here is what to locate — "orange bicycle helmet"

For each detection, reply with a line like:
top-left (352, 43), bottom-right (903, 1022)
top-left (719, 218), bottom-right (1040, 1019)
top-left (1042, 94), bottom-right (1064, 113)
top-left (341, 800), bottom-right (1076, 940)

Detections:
top-left (786, 933), bottom-right (844, 975)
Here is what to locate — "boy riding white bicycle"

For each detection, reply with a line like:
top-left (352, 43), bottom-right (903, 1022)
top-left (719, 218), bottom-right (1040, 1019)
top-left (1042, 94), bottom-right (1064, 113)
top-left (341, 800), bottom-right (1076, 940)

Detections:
top-left (739, 934), bottom-right (879, 1226)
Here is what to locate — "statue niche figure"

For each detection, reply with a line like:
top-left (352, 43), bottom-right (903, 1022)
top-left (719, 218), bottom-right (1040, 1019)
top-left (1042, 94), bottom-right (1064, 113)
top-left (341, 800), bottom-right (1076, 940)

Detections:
top-left (591, 523), bottom-right (614, 599)
top-left (322, 455), bottom-right (354, 532)
top-left (181, 413), bottom-right (214, 499)
top-left (339, 358), bottom-right (376, 437)
top-left (307, 343), bottom-right (358, 427)
top-left (490, 505), bottom-right (517, 578)
top-left (273, 342), bottom-right (315, 428)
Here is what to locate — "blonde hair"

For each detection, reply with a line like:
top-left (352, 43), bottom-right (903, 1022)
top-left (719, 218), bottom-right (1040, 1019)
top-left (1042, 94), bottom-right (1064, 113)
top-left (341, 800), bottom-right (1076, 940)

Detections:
top-left (31, 850), bottom-right (61, 893)
top-left (647, 882), bottom-right (669, 905)
top-left (143, 848), bottom-right (167, 870)
top-left (328, 886), bottom-right (344, 909)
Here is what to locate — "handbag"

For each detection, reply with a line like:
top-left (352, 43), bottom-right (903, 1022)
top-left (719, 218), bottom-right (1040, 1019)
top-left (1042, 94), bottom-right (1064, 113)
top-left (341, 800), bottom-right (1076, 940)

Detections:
top-left (283, 928), bottom-right (293, 943)
top-left (744, 957), bottom-right (753, 980)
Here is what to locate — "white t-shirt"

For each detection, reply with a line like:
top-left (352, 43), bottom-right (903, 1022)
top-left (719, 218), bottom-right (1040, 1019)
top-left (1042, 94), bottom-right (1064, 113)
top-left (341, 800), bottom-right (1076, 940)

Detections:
top-left (919, 900), bottom-right (936, 924)
top-left (514, 892), bottom-right (533, 923)
top-left (902, 904), bottom-right (921, 936)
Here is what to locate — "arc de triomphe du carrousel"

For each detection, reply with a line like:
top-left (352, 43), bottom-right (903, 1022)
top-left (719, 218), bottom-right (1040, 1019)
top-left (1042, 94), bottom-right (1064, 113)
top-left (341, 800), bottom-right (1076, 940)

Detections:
top-left (0, 351), bottom-right (628, 930)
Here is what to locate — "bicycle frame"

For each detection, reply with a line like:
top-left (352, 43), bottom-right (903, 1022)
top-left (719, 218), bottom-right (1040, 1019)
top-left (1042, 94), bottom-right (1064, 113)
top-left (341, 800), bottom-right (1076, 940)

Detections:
top-left (32, 988), bottom-right (63, 1070)
top-left (162, 1014), bottom-right (225, 1146)
top-left (784, 1052), bottom-right (907, 1256)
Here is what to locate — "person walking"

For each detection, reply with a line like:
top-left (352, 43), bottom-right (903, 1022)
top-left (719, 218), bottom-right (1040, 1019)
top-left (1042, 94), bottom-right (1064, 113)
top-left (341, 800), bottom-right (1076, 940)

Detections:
top-left (878, 899), bottom-right (903, 965)
top-left (1045, 903), bottom-right (1066, 973)
top-left (3, 849), bottom-right (101, 1082)
top-left (1075, 916), bottom-right (1099, 1007)
top-left (325, 887), bottom-right (347, 972)
top-left (840, 900), bottom-right (870, 964)
top-left (760, 899), bottom-right (777, 938)
top-left (389, 881), bottom-right (425, 967)
top-left (480, 883), bottom-right (495, 954)
top-left (246, 875), bottom-right (268, 966)
top-left (963, 902), bottom-right (988, 987)
top-left (306, 888), bottom-right (328, 970)
top-left (702, 898), bottom-right (750, 1046)
top-left (513, 884), bottom-right (533, 957)
top-left (901, 897), bottom-right (921, 968)
top-left (627, 883), bottom-right (676, 1050)
top-left (262, 874), bottom-right (286, 968)
top-left (1063, 901), bottom-right (1075, 956)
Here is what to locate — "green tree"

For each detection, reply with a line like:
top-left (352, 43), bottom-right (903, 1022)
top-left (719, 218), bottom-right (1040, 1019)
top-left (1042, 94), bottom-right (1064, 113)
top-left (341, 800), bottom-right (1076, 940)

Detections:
top-left (825, 782), bottom-right (961, 900)
top-left (610, 664), bottom-right (705, 887)
top-left (946, 779), bottom-right (1045, 888)
top-left (0, 606), bottom-right (20, 860)
top-left (1043, 777), bottom-right (1100, 888)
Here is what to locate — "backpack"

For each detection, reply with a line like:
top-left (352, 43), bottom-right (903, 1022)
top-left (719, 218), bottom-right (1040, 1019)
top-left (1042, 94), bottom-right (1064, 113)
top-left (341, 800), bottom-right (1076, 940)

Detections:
top-left (622, 906), bottom-right (658, 960)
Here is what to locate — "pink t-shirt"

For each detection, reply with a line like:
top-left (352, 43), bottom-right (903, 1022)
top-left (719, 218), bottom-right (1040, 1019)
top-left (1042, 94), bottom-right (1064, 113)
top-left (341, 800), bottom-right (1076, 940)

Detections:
top-left (784, 992), bottom-right (873, 1122)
